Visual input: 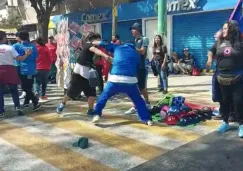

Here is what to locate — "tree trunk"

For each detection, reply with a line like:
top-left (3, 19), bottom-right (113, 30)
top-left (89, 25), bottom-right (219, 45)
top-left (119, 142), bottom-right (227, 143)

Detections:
top-left (37, 16), bottom-right (50, 43)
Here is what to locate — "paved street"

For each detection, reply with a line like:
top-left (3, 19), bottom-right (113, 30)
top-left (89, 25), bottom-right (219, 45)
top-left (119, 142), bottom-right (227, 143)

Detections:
top-left (1, 74), bottom-right (229, 171)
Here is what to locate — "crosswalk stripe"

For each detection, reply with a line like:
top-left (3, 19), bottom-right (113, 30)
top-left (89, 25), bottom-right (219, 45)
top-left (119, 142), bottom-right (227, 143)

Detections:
top-left (5, 116), bottom-right (146, 171)
top-left (55, 113), bottom-right (187, 150)
top-left (31, 113), bottom-right (165, 160)
top-left (59, 105), bottom-right (214, 138)
top-left (0, 138), bottom-right (60, 171)
top-left (199, 120), bottom-right (221, 129)
top-left (91, 115), bottom-right (201, 142)
top-left (98, 113), bottom-right (216, 136)
top-left (0, 121), bottom-right (113, 171)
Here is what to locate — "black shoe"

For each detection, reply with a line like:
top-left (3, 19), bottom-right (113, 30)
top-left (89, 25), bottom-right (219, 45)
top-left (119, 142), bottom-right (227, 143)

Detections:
top-left (0, 112), bottom-right (5, 118)
top-left (32, 103), bottom-right (41, 112)
top-left (158, 88), bottom-right (164, 92)
top-left (23, 104), bottom-right (30, 109)
top-left (162, 90), bottom-right (168, 94)
top-left (15, 107), bottom-right (24, 116)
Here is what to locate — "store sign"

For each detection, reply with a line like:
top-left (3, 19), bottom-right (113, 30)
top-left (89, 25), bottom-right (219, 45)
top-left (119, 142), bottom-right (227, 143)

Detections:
top-left (167, 0), bottom-right (199, 12)
top-left (81, 13), bottom-right (109, 23)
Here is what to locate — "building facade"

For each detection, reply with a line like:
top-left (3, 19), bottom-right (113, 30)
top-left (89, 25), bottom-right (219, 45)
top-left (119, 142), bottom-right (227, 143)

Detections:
top-left (54, 0), bottom-right (240, 70)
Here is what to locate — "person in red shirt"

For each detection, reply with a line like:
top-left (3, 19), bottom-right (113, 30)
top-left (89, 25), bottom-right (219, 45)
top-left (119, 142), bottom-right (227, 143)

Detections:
top-left (111, 34), bottom-right (120, 44)
top-left (46, 36), bottom-right (57, 83)
top-left (35, 37), bottom-right (52, 100)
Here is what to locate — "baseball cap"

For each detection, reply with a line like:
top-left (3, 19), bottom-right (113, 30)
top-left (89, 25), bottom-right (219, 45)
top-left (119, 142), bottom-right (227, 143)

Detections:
top-left (130, 22), bottom-right (142, 31)
top-left (184, 48), bottom-right (189, 51)
top-left (165, 115), bottom-right (179, 125)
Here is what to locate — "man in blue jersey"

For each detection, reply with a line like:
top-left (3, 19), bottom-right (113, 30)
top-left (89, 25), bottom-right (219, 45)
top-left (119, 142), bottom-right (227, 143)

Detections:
top-left (91, 40), bottom-right (152, 126)
top-left (13, 31), bottom-right (41, 111)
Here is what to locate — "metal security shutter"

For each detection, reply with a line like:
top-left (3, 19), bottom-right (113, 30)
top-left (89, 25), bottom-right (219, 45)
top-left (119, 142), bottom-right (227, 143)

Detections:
top-left (173, 10), bottom-right (233, 70)
top-left (101, 19), bottom-right (142, 42)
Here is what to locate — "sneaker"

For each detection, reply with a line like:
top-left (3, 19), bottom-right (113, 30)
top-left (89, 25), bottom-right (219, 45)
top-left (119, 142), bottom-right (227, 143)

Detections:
top-left (92, 115), bottom-right (101, 123)
top-left (23, 104), bottom-right (30, 109)
top-left (32, 103), bottom-right (41, 112)
top-left (87, 109), bottom-right (95, 116)
top-left (125, 107), bottom-right (137, 114)
top-left (0, 112), bottom-right (5, 118)
top-left (217, 122), bottom-right (230, 133)
top-left (19, 92), bottom-right (26, 99)
top-left (158, 88), bottom-right (164, 92)
top-left (238, 125), bottom-right (243, 138)
top-left (147, 120), bottom-right (153, 126)
top-left (15, 107), bottom-right (24, 116)
top-left (56, 103), bottom-right (65, 114)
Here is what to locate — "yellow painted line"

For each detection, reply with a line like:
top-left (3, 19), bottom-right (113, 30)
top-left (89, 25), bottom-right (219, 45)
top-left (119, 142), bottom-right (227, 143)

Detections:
top-left (199, 120), bottom-right (220, 129)
top-left (45, 106), bottom-right (201, 142)
top-left (31, 113), bottom-right (165, 160)
top-left (100, 115), bottom-right (201, 142)
top-left (0, 121), bottom-right (113, 171)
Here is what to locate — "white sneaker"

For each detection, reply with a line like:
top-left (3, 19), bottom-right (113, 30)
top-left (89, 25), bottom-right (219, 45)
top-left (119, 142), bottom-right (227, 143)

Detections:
top-left (147, 120), bottom-right (153, 126)
top-left (125, 107), bottom-right (137, 114)
top-left (19, 92), bottom-right (26, 99)
top-left (92, 115), bottom-right (101, 123)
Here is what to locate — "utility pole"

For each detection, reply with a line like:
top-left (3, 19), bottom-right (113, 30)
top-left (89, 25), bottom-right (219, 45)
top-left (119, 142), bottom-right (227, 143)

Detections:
top-left (158, 0), bottom-right (167, 39)
top-left (112, 0), bottom-right (118, 36)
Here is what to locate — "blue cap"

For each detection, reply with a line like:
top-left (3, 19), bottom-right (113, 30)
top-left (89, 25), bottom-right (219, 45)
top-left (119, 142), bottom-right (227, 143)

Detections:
top-left (130, 22), bottom-right (141, 31)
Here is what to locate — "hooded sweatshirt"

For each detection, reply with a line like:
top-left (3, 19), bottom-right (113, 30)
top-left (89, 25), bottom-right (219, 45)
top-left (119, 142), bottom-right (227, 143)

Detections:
top-left (36, 44), bottom-right (52, 71)
top-left (99, 41), bottom-right (140, 84)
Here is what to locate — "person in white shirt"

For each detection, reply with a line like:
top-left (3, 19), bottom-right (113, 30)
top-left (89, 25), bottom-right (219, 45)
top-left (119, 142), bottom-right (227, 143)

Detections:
top-left (0, 30), bottom-right (31, 117)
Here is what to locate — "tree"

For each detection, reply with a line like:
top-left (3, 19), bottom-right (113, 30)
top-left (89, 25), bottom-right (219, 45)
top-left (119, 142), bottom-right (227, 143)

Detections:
top-left (28, 0), bottom-right (64, 41)
top-left (0, 11), bottom-right (23, 29)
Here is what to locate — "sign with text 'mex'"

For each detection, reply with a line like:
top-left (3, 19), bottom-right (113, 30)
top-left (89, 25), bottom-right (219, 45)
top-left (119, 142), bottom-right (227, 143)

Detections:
top-left (154, 0), bottom-right (207, 14)
top-left (81, 9), bottom-right (112, 23)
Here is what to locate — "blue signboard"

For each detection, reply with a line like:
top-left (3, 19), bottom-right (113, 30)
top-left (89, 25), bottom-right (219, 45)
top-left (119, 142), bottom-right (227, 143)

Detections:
top-left (57, 0), bottom-right (238, 25)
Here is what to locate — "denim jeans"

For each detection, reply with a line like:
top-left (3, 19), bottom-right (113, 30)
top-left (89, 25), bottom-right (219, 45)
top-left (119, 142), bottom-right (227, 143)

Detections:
top-left (0, 84), bottom-right (20, 113)
top-left (155, 63), bottom-right (168, 90)
top-left (34, 70), bottom-right (49, 96)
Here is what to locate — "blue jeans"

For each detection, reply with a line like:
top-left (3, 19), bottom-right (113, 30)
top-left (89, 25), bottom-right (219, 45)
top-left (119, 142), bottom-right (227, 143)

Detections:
top-left (156, 63), bottom-right (168, 90)
top-left (34, 70), bottom-right (49, 96)
top-left (94, 81), bottom-right (151, 122)
top-left (0, 84), bottom-right (20, 113)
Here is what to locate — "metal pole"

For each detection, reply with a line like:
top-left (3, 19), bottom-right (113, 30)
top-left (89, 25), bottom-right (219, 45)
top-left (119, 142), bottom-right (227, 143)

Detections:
top-left (158, 0), bottom-right (167, 37)
top-left (112, 0), bottom-right (118, 36)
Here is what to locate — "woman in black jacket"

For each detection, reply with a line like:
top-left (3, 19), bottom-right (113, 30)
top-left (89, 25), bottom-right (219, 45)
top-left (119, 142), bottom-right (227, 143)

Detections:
top-left (207, 20), bottom-right (243, 138)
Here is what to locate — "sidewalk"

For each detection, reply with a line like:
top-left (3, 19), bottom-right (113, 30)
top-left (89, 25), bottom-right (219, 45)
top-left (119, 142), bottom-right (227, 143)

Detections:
top-left (147, 73), bottom-right (215, 107)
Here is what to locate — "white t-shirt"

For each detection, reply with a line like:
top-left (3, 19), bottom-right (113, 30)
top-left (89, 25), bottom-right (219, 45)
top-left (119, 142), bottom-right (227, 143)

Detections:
top-left (73, 63), bottom-right (90, 79)
top-left (0, 44), bottom-right (19, 66)
top-left (108, 75), bottom-right (138, 84)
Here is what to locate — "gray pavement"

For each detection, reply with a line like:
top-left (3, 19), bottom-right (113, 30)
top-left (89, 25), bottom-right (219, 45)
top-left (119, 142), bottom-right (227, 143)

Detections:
top-left (130, 127), bottom-right (243, 171)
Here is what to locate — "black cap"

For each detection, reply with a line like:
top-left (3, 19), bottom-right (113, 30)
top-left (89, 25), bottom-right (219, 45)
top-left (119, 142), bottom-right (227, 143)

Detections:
top-left (130, 22), bottom-right (141, 31)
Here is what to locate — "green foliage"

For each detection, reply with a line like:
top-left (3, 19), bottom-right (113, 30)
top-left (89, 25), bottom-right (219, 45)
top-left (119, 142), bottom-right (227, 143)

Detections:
top-left (0, 12), bottom-right (22, 29)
